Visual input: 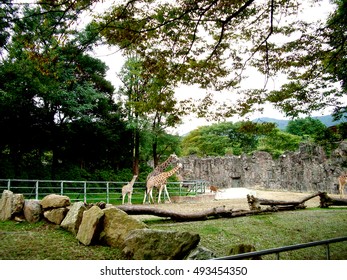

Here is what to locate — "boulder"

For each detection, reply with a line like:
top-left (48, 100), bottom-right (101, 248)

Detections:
top-left (40, 194), bottom-right (70, 209)
top-left (60, 201), bottom-right (86, 235)
top-left (229, 244), bottom-right (261, 260)
top-left (0, 190), bottom-right (24, 221)
top-left (11, 193), bottom-right (25, 215)
top-left (76, 205), bottom-right (104, 245)
top-left (186, 246), bottom-right (216, 260)
top-left (0, 190), bottom-right (14, 221)
top-left (24, 200), bottom-right (42, 223)
top-left (99, 207), bottom-right (147, 248)
top-left (122, 229), bottom-right (200, 260)
top-left (43, 207), bottom-right (68, 224)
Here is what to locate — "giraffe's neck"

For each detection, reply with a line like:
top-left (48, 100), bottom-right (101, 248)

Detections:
top-left (154, 155), bottom-right (175, 173)
top-left (129, 176), bottom-right (137, 186)
top-left (162, 164), bottom-right (181, 179)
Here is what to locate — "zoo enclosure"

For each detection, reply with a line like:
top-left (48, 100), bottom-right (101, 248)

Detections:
top-left (0, 179), bottom-right (209, 204)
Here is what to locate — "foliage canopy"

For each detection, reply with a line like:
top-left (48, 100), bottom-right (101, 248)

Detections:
top-left (98, 0), bottom-right (346, 121)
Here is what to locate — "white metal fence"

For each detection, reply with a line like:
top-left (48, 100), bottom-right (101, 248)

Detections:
top-left (0, 179), bottom-right (208, 204)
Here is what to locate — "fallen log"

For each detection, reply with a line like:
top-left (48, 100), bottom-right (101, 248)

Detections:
top-left (247, 192), bottom-right (321, 211)
top-left (117, 203), bottom-right (304, 222)
top-left (117, 205), bottom-right (233, 221)
top-left (318, 192), bottom-right (347, 208)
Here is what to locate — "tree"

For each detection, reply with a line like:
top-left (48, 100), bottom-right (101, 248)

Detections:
top-left (98, 0), bottom-right (346, 121)
top-left (0, 2), bottom-right (121, 178)
top-left (266, 0), bottom-right (347, 119)
top-left (117, 56), bottom-right (183, 173)
top-left (286, 117), bottom-right (327, 140)
top-left (181, 121), bottom-right (276, 156)
top-left (257, 129), bottom-right (302, 158)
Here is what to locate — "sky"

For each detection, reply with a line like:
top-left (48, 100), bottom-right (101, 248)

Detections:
top-left (89, 0), bottom-right (340, 135)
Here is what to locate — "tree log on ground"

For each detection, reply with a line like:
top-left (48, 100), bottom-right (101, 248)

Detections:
top-left (318, 192), bottom-right (347, 208)
top-left (116, 192), bottom-right (346, 222)
top-left (247, 193), bottom-right (321, 211)
top-left (117, 205), bottom-right (233, 221)
top-left (117, 205), bottom-right (296, 222)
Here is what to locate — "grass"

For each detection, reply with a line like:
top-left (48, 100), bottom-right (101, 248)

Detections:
top-left (0, 221), bottom-right (123, 260)
top-left (147, 208), bottom-right (347, 260)
top-left (0, 208), bottom-right (347, 260)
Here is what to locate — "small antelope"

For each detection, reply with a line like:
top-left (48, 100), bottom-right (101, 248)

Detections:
top-left (338, 173), bottom-right (347, 198)
top-left (209, 185), bottom-right (220, 193)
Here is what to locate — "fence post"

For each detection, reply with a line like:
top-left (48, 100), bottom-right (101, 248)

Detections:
top-left (106, 182), bottom-right (109, 204)
top-left (325, 244), bottom-right (330, 260)
top-left (84, 182), bottom-right (87, 203)
top-left (60, 181), bottom-right (64, 196)
top-left (35, 181), bottom-right (39, 200)
top-left (7, 179), bottom-right (10, 190)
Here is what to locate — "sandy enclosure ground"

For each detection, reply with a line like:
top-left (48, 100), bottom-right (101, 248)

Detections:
top-left (133, 188), bottom-right (342, 220)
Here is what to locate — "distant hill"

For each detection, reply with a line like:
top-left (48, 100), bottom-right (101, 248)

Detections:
top-left (253, 115), bottom-right (346, 130)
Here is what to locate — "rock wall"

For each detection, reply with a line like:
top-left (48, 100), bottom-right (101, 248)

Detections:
top-left (180, 141), bottom-right (347, 194)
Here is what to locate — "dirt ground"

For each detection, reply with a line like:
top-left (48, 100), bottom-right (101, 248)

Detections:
top-left (136, 189), bottom-right (335, 217)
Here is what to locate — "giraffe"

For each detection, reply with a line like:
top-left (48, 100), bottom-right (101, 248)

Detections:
top-left (121, 175), bottom-right (138, 204)
top-left (143, 163), bottom-right (182, 204)
top-left (146, 153), bottom-right (179, 182)
top-left (338, 173), bottom-right (347, 198)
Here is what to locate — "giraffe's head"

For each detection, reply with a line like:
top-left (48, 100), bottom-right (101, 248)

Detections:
top-left (170, 153), bottom-right (180, 163)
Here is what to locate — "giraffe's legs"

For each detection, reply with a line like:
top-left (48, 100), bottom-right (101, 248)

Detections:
top-left (143, 187), bottom-right (155, 204)
top-left (339, 184), bottom-right (344, 198)
top-left (143, 189), bottom-right (148, 204)
top-left (163, 184), bottom-right (171, 203)
top-left (149, 187), bottom-right (155, 204)
top-left (122, 194), bottom-right (125, 205)
top-left (128, 193), bottom-right (132, 204)
top-left (158, 185), bottom-right (163, 203)
top-left (157, 184), bottom-right (171, 203)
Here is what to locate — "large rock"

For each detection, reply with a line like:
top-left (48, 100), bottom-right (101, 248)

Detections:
top-left (186, 246), bottom-right (216, 260)
top-left (60, 201), bottom-right (86, 235)
top-left (76, 205), bottom-right (104, 245)
top-left (122, 229), bottom-right (200, 260)
top-left (40, 194), bottom-right (70, 209)
top-left (99, 207), bottom-right (147, 248)
top-left (229, 244), bottom-right (261, 260)
top-left (0, 190), bottom-right (24, 221)
top-left (0, 190), bottom-right (13, 221)
top-left (11, 193), bottom-right (25, 215)
top-left (43, 207), bottom-right (68, 224)
top-left (24, 200), bottom-right (42, 223)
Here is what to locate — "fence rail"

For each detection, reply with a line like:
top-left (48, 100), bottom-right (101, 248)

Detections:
top-left (214, 236), bottom-right (347, 260)
top-left (0, 179), bottom-right (208, 204)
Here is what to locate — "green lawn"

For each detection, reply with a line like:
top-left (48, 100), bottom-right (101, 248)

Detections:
top-left (0, 208), bottom-right (346, 260)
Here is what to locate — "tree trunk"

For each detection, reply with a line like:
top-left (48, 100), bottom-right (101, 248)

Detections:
top-left (132, 127), bottom-right (140, 175)
top-left (247, 193), bottom-right (321, 210)
top-left (117, 205), bottom-right (288, 221)
top-left (318, 192), bottom-right (347, 208)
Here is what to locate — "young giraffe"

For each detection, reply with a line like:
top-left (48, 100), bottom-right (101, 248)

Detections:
top-left (143, 163), bottom-right (182, 204)
top-left (121, 175), bottom-right (138, 204)
top-left (146, 153), bottom-right (179, 182)
top-left (338, 173), bottom-right (347, 198)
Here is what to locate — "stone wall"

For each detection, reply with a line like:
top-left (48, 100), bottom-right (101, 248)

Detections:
top-left (180, 141), bottom-right (347, 194)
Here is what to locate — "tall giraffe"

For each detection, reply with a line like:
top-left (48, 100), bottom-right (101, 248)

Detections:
top-left (146, 153), bottom-right (179, 182)
top-left (121, 175), bottom-right (138, 204)
top-left (338, 173), bottom-right (347, 198)
top-left (143, 163), bottom-right (182, 204)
